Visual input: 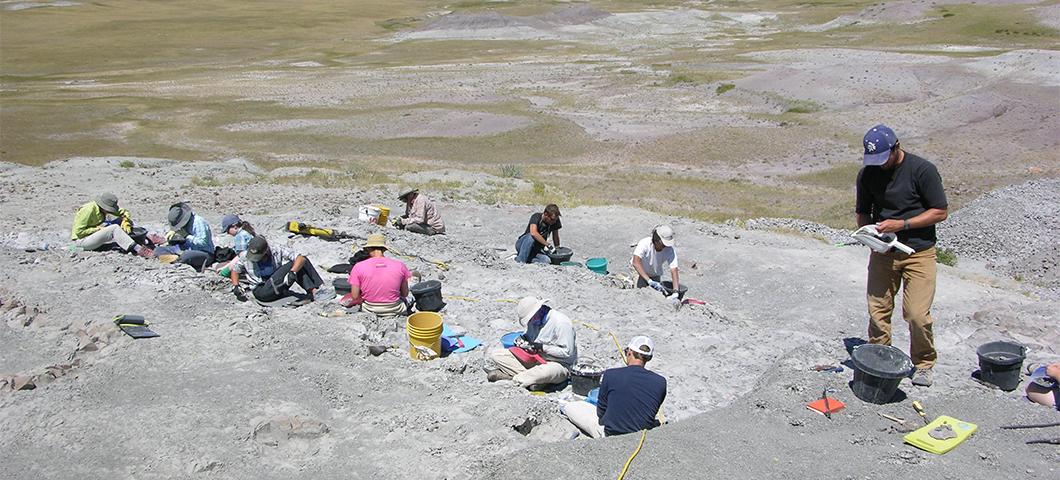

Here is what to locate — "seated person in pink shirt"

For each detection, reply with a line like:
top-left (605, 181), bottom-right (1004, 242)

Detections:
top-left (345, 233), bottom-right (411, 316)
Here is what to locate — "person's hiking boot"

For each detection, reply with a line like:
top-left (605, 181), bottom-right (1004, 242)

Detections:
top-left (912, 368), bottom-right (934, 387)
top-left (134, 245), bottom-right (154, 259)
top-left (487, 370), bottom-right (512, 382)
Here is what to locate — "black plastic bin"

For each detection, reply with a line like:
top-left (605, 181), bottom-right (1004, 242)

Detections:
top-left (571, 361), bottom-right (604, 396)
top-left (333, 278), bottom-right (351, 295)
top-left (976, 340), bottom-right (1026, 391)
top-left (547, 247), bottom-right (574, 265)
top-left (410, 280), bottom-right (445, 312)
top-left (850, 344), bottom-right (912, 404)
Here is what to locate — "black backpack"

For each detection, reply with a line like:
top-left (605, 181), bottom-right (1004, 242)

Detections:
top-left (349, 250), bottom-right (371, 265)
top-left (214, 246), bottom-right (237, 263)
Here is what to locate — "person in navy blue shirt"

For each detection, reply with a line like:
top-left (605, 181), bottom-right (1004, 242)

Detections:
top-left (562, 335), bottom-right (666, 438)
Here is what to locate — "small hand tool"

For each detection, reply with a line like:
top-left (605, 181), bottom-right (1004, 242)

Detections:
top-left (912, 400), bottom-right (929, 425)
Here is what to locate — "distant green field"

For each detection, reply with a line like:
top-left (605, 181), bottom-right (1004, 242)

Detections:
top-left (2, 0), bottom-right (1055, 227)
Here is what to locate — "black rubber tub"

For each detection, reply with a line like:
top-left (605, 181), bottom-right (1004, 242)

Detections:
top-left (850, 344), bottom-right (912, 404)
top-left (571, 360), bottom-right (604, 396)
top-left (547, 247), bottom-right (574, 265)
top-left (410, 280), bottom-right (445, 312)
top-left (976, 340), bottom-right (1026, 391)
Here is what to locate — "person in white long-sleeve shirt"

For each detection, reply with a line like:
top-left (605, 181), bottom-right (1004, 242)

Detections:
top-left (487, 297), bottom-right (577, 389)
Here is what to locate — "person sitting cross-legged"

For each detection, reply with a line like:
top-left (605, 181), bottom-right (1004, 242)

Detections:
top-left (343, 234), bottom-right (412, 316)
top-left (486, 296), bottom-right (577, 390)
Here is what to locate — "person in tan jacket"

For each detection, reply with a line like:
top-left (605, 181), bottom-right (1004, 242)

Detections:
top-left (393, 188), bottom-right (445, 235)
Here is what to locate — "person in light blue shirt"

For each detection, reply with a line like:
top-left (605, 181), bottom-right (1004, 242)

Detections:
top-left (220, 214), bottom-right (256, 253)
top-left (154, 202), bottom-right (215, 272)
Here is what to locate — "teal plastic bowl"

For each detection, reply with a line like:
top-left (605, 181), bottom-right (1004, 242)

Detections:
top-left (585, 257), bottom-right (608, 274)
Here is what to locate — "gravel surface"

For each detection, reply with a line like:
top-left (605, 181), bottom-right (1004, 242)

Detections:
top-left (939, 177), bottom-right (1060, 298)
top-left (0, 158), bottom-right (1056, 479)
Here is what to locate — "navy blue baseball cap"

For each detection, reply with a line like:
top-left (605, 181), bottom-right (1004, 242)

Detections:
top-left (863, 124), bottom-right (897, 166)
top-left (220, 214), bottom-right (241, 232)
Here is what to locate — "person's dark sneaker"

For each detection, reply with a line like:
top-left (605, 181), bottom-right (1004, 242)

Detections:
top-left (487, 370), bottom-right (512, 382)
top-left (290, 297), bottom-right (314, 307)
top-left (912, 368), bottom-right (933, 387)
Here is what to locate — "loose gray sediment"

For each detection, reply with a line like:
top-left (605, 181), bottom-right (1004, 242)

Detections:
top-left (0, 159), bottom-right (1056, 478)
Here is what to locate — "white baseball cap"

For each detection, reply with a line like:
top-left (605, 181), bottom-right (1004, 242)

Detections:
top-left (654, 225), bottom-right (675, 247)
top-left (627, 335), bottom-right (654, 356)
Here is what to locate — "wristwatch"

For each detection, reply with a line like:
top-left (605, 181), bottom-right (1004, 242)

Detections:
top-left (903, 219), bottom-right (910, 231)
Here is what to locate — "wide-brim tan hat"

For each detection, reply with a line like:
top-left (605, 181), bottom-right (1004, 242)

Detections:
top-left (397, 188), bottom-right (419, 201)
top-left (363, 233), bottom-right (387, 250)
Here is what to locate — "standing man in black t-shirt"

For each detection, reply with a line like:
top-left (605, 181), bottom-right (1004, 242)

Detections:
top-left (856, 124), bottom-right (949, 387)
top-left (515, 204), bottom-right (562, 264)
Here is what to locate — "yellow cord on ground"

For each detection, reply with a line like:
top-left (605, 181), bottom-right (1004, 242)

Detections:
top-left (386, 247), bottom-right (450, 271)
top-left (574, 319), bottom-right (602, 331)
top-left (610, 331), bottom-right (626, 363)
top-left (617, 430), bottom-right (647, 480)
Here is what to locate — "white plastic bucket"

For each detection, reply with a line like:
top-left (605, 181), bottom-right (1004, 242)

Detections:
top-left (359, 205), bottom-right (381, 224)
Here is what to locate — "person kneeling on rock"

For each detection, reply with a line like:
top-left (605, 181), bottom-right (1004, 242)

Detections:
top-left (70, 193), bottom-right (153, 258)
top-left (631, 225), bottom-right (681, 304)
top-left (487, 297), bottom-right (577, 390)
top-left (562, 336), bottom-right (666, 438)
top-left (515, 204), bottom-right (562, 264)
top-left (342, 233), bottom-right (412, 316)
top-left (393, 188), bottom-right (446, 236)
top-left (229, 236), bottom-right (323, 306)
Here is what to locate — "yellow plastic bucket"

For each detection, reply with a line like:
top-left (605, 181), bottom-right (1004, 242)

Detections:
top-left (375, 205), bottom-right (390, 226)
top-left (406, 312), bottom-right (443, 360)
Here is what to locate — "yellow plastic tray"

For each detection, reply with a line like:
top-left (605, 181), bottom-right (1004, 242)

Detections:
top-left (903, 415), bottom-right (977, 454)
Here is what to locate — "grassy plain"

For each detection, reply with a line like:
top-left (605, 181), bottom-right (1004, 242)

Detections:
top-left (2, 0), bottom-right (1056, 227)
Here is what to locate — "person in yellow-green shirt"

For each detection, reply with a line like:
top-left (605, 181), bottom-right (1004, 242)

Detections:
top-left (70, 193), bottom-right (153, 258)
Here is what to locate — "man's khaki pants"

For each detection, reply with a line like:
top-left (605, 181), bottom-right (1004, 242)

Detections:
top-left (866, 247), bottom-right (937, 370)
top-left (74, 224), bottom-right (136, 252)
top-left (562, 401), bottom-right (605, 438)
top-left (489, 348), bottom-right (569, 387)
